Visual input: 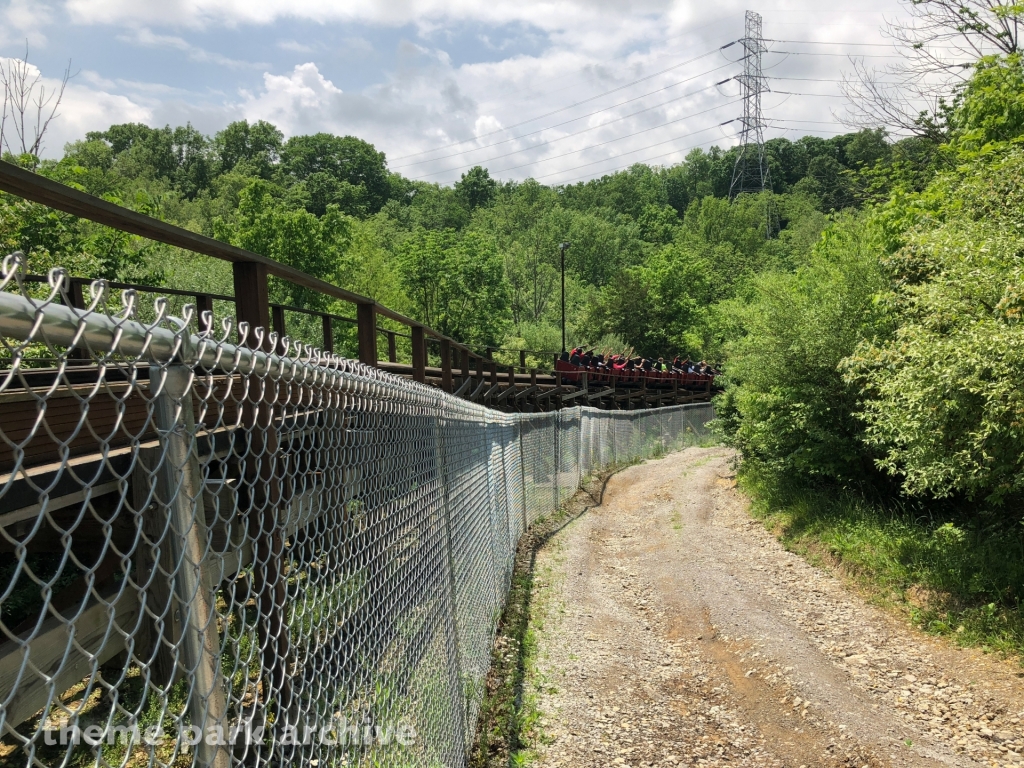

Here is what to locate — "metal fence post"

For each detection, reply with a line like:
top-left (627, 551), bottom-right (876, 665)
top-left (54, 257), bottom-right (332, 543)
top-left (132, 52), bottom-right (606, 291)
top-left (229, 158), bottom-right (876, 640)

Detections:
top-left (552, 412), bottom-right (560, 511)
top-left (433, 406), bottom-right (469, 758)
top-left (151, 363), bottom-right (229, 768)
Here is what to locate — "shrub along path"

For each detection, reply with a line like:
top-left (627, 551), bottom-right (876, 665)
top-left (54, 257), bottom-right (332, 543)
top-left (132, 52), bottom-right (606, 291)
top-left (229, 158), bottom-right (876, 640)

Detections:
top-left (521, 448), bottom-right (1024, 768)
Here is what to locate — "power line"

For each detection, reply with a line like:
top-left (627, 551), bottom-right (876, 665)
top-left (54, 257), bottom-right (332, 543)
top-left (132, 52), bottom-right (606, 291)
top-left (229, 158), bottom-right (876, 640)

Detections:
top-left (388, 41), bottom-right (738, 162)
top-left (766, 38), bottom-right (966, 51)
top-left (391, 63), bottom-right (738, 170)
top-left (533, 121), bottom-right (738, 183)
top-left (554, 131), bottom-right (741, 186)
top-left (768, 49), bottom-right (910, 59)
top-left (771, 90), bottom-right (847, 98)
top-left (416, 98), bottom-right (742, 181)
top-left (767, 38), bottom-right (899, 47)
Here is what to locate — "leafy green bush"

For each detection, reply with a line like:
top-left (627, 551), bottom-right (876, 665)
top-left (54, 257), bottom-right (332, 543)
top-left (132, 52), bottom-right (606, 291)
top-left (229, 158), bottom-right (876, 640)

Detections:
top-left (716, 213), bottom-right (891, 484)
top-left (845, 150), bottom-right (1024, 502)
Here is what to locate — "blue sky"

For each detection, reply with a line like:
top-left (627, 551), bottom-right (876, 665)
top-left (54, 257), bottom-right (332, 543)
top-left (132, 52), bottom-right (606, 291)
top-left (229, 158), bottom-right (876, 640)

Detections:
top-left (1, 0), bottom-right (919, 185)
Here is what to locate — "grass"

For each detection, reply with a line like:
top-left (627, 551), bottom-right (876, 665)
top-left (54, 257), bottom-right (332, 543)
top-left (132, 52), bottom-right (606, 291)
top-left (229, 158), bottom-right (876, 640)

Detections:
top-left (739, 468), bottom-right (1024, 662)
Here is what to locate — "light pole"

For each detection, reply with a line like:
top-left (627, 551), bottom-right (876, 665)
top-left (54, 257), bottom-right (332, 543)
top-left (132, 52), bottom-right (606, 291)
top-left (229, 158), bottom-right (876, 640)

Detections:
top-left (559, 241), bottom-right (571, 354)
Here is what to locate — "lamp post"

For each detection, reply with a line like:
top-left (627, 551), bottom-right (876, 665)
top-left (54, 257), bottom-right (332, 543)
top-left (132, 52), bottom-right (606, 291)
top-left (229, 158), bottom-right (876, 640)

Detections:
top-left (559, 241), bottom-right (571, 354)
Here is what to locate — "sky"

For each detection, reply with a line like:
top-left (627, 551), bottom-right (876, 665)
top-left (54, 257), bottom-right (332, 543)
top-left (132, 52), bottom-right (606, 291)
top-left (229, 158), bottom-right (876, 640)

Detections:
top-left (0, 0), bottom-right (922, 186)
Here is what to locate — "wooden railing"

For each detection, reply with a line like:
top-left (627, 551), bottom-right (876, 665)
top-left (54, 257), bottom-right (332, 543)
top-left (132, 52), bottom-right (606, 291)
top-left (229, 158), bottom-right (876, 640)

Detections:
top-left (0, 161), bottom-right (531, 388)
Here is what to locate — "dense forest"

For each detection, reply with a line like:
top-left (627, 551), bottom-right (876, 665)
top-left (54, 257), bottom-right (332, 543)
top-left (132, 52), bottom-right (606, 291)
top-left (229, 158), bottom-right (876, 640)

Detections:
top-left (3, 1), bottom-right (1024, 652)
top-left (0, 100), bottom-right (917, 364)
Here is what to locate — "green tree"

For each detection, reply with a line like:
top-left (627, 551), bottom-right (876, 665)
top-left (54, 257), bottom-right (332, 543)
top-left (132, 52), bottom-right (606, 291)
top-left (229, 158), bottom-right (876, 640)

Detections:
top-left (717, 214), bottom-right (890, 483)
top-left (845, 149), bottom-right (1024, 502)
top-left (282, 134), bottom-right (390, 213)
top-left (215, 179), bottom-right (352, 309)
top-left (454, 166), bottom-right (497, 211)
top-left (397, 228), bottom-right (508, 344)
top-left (214, 119), bottom-right (283, 177)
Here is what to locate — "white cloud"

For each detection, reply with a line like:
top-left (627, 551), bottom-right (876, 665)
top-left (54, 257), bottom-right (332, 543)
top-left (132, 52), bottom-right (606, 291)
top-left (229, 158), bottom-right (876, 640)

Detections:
top-left (118, 27), bottom-right (267, 69)
top-left (64, 0), bottom-right (671, 36)
top-left (30, 0), bottom-right (928, 184)
top-left (1, 0), bottom-right (53, 47)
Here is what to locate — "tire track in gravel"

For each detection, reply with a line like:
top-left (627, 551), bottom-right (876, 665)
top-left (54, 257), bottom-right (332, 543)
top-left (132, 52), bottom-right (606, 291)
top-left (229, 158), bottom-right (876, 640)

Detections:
top-left (527, 447), bottom-right (1024, 768)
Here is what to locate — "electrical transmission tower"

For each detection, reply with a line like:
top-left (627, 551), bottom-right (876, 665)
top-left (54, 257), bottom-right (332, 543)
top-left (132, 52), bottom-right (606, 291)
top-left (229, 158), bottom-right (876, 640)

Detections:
top-left (729, 10), bottom-right (777, 236)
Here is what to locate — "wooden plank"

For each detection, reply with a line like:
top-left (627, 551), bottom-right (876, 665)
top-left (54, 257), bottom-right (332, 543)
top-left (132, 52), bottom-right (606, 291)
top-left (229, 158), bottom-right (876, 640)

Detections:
top-left (0, 585), bottom-right (141, 731)
top-left (0, 481), bottom-right (121, 529)
top-left (453, 377), bottom-right (473, 399)
top-left (514, 385), bottom-right (539, 401)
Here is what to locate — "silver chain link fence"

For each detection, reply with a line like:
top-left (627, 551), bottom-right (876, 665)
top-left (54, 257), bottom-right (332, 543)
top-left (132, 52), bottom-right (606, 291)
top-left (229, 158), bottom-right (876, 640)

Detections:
top-left (0, 258), bottom-right (714, 768)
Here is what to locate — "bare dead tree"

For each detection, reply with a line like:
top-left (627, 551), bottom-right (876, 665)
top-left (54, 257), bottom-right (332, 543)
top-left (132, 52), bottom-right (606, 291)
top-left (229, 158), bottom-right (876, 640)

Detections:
top-left (839, 0), bottom-right (1023, 141)
top-left (0, 44), bottom-right (73, 165)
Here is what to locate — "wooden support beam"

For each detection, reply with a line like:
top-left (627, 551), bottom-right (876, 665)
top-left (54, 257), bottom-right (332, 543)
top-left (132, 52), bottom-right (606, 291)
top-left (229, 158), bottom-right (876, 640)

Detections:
top-left (469, 377), bottom-right (489, 402)
top-left (519, 350), bottom-right (527, 373)
top-left (356, 302), bottom-right (378, 367)
top-left (195, 294), bottom-right (214, 334)
top-left (322, 315), bottom-right (333, 354)
top-left (489, 361), bottom-right (498, 387)
top-left (515, 384), bottom-right (539, 401)
top-left (387, 331), bottom-right (397, 363)
top-left (561, 388), bottom-right (588, 402)
top-left (440, 339), bottom-right (453, 393)
top-left (454, 376), bottom-right (474, 398)
top-left (271, 304), bottom-right (286, 353)
top-left (411, 326), bottom-right (426, 383)
top-left (232, 261), bottom-right (270, 351)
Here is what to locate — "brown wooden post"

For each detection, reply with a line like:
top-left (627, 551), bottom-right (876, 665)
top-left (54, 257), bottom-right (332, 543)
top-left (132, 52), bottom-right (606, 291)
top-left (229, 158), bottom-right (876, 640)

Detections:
top-left (461, 349), bottom-right (471, 386)
top-left (356, 301), bottom-right (378, 366)
top-left (195, 294), bottom-right (214, 334)
top-left (507, 364), bottom-right (515, 389)
top-left (520, 350), bottom-right (527, 373)
top-left (411, 326), bottom-right (426, 383)
top-left (489, 360), bottom-right (498, 387)
top-left (231, 261), bottom-right (290, 723)
top-left (322, 315), bottom-right (334, 354)
top-left (530, 368), bottom-right (537, 387)
top-left (233, 262), bottom-right (271, 351)
top-left (475, 354), bottom-right (485, 383)
top-left (387, 331), bottom-right (397, 363)
top-left (440, 339), bottom-right (453, 392)
top-left (271, 305), bottom-right (286, 354)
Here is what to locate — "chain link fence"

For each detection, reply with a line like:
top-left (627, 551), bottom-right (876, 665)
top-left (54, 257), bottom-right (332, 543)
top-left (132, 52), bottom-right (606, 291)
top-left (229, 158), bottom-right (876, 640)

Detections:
top-left (0, 259), bottom-right (714, 768)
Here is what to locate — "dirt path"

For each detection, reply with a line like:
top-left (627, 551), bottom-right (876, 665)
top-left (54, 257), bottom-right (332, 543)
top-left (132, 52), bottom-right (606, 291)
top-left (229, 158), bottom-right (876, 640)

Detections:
top-left (526, 447), bottom-right (1024, 768)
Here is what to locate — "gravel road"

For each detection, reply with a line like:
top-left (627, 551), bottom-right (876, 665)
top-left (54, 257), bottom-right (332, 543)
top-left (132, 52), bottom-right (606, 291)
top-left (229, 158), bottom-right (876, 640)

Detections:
top-left (527, 447), bottom-right (1024, 768)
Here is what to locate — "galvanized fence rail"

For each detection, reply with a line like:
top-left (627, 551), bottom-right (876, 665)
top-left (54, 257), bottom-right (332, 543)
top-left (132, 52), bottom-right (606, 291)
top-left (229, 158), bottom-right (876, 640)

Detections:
top-left (0, 261), bottom-right (714, 768)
